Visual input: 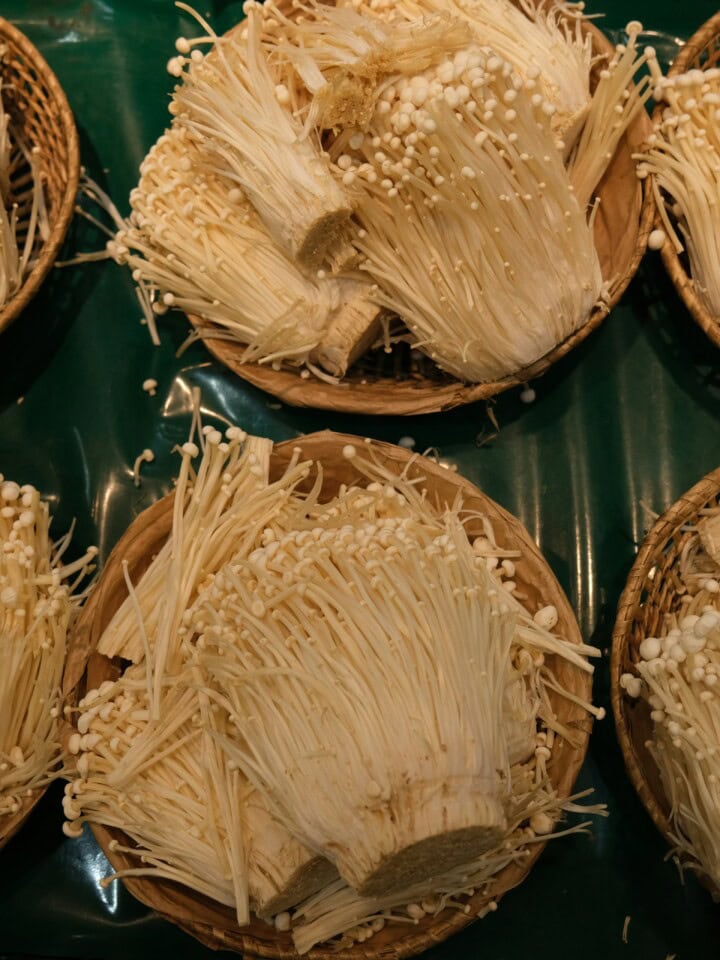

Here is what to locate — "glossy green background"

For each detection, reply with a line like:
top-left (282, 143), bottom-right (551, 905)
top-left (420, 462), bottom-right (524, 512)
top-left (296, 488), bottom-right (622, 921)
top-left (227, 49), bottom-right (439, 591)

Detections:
top-left (1, 1), bottom-right (719, 956)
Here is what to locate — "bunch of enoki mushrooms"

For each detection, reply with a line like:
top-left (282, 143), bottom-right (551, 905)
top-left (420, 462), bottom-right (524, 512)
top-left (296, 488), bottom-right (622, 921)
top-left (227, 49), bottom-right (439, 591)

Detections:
top-left (622, 506), bottom-right (720, 893)
top-left (63, 416), bottom-right (604, 952)
top-left (106, 0), bottom-right (657, 384)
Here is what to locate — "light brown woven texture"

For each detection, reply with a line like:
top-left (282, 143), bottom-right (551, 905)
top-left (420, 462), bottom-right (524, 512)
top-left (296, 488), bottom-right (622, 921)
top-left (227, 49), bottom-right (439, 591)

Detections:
top-left (0, 17), bottom-right (79, 335)
top-left (611, 467), bottom-right (720, 862)
top-left (653, 12), bottom-right (720, 350)
top-left (192, 5), bottom-right (653, 415)
top-left (65, 432), bottom-right (593, 960)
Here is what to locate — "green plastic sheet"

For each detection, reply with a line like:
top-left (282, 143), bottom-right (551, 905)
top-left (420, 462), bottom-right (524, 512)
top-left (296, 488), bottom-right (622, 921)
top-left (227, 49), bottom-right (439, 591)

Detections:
top-left (1, 1), bottom-right (720, 956)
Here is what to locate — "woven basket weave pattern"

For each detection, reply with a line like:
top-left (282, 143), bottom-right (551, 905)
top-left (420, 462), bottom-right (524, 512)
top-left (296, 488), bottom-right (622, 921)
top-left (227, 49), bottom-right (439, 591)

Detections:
top-left (0, 16), bottom-right (78, 334)
top-left (190, 6), bottom-right (652, 415)
top-left (65, 433), bottom-right (593, 960)
top-left (656, 12), bottom-right (720, 349)
top-left (612, 469), bottom-right (720, 849)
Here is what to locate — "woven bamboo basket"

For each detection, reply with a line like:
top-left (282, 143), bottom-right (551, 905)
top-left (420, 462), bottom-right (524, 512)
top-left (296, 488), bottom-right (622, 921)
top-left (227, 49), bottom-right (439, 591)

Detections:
top-left (0, 17), bottom-right (79, 335)
top-left (190, 7), bottom-right (653, 415)
top-left (65, 431), bottom-right (593, 959)
top-left (651, 12), bottom-right (720, 350)
top-left (611, 467), bottom-right (720, 876)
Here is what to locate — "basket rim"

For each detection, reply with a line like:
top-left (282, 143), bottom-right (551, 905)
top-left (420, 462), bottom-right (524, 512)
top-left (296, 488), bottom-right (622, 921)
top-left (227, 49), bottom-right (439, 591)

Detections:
top-left (653, 12), bottom-right (720, 350)
top-left (67, 430), bottom-right (593, 960)
top-left (610, 466), bottom-right (720, 851)
top-left (185, 10), bottom-right (653, 415)
top-left (0, 15), bottom-right (80, 336)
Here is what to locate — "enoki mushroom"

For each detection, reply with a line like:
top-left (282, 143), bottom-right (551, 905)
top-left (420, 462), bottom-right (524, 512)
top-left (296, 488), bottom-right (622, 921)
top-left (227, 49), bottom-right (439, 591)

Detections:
top-left (636, 65), bottom-right (720, 318)
top-left (622, 503), bottom-right (720, 889)
top-left (0, 479), bottom-right (95, 822)
top-left (113, 1), bottom-right (653, 384)
top-left (64, 417), bottom-right (602, 952)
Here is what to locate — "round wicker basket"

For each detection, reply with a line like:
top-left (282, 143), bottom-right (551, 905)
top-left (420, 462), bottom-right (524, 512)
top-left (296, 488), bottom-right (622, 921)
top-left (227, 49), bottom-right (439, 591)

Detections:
top-left (190, 9), bottom-right (652, 415)
top-left (652, 12), bottom-right (720, 350)
top-left (0, 17), bottom-right (79, 335)
top-left (611, 467), bottom-right (720, 872)
top-left (66, 431), bottom-right (593, 959)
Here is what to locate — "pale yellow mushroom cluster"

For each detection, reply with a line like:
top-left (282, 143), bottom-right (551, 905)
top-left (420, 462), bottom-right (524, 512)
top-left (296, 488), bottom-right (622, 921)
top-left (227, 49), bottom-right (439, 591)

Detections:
top-left (62, 420), bottom-right (602, 952)
top-left (0, 480), bottom-right (95, 824)
top-left (638, 66), bottom-right (720, 318)
top-left (111, 1), bottom-right (656, 384)
top-left (622, 507), bottom-right (720, 889)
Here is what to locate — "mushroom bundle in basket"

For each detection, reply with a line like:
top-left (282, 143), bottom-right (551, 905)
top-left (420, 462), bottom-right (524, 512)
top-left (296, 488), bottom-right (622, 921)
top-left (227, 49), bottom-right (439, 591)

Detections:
top-left (0, 17), bottom-right (79, 333)
top-left (0, 478), bottom-right (95, 849)
top-left (63, 422), bottom-right (603, 957)
top-left (111, 0), bottom-right (654, 415)
top-left (612, 468), bottom-right (720, 895)
top-left (637, 12), bottom-right (720, 350)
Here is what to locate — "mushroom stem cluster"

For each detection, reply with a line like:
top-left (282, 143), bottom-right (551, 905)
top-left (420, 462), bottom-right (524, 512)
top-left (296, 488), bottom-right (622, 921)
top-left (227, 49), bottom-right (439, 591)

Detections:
top-left (335, 0), bottom-right (593, 151)
top-left (111, 126), bottom-right (348, 369)
top-left (0, 480), bottom-right (95, 821)
top-left (622, 505), bottom-right (720, 889)
top-left (327, 44), bottom-right (604, 380)
top-left (568, 22), bottom-right (656, 208)
top-left (290, 774), bottom-right (602, 953)
top-left (172, 3), bottom-right (352, 269)
top-left (636, 65), bottom-right (720, 318)
top-left (65, 413), bottom-right (601, 952)
top-left (117, 0), bottom-right (649, 385)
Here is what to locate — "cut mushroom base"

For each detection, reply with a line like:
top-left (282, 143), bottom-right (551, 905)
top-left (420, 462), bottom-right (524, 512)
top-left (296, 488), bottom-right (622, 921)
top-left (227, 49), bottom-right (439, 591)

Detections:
top-left (334, 787), bottom-right (506, 897)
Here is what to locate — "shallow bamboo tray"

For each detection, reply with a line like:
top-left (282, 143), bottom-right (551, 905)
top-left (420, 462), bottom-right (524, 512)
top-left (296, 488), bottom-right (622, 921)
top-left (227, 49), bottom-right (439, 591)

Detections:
top-left (0, 17), bottom-right (79, 335)
top-left (611, 467), bottom-right (720, 876)
top-left (193, 7), bottom-right (653, 415)
top-left (65, 431), bottom-right (593, 959)
top-left (652, 12), bottom-right (720, 350)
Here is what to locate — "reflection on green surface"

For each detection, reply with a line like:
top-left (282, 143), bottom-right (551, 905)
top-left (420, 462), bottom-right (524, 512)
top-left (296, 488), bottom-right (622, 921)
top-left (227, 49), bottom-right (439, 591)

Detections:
top-left (0, 0), bottom-right (720, 957)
